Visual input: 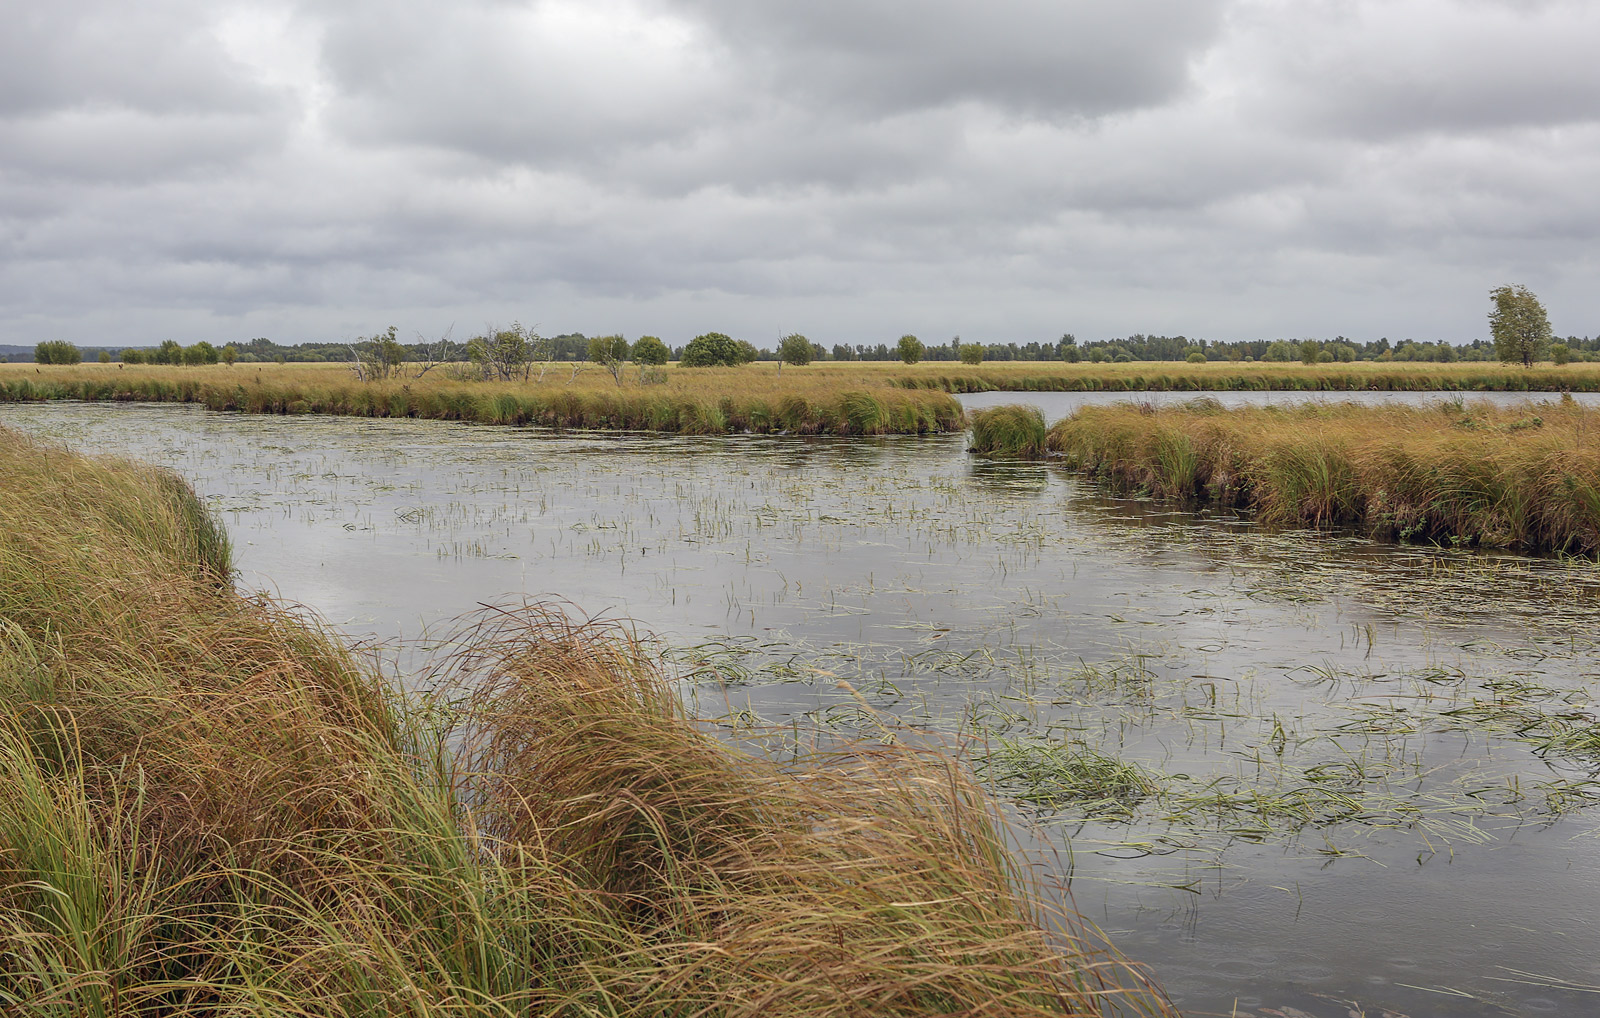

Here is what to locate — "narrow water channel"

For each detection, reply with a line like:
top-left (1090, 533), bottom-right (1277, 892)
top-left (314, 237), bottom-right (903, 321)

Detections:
top-left (5, 400), bottom-right (1598, 1018)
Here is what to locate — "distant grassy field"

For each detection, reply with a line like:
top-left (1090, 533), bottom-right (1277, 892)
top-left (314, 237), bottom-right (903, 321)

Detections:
top-left (0, 361), bottom-right (964, 435)
top-left (886, 359), bottom-right (1600, 393)
top-left (0, 425), bottom-right (1171, 1016)
top-left (1040, 398), bottom-right (1600, 554)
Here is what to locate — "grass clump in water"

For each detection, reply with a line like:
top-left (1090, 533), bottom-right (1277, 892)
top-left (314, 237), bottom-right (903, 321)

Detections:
top-left (0, 426), bottom-right (1170, 1017)
top-left (1047, 399), bottom-right (1600, 554)
top-left (970, 404), bottom-right (1050, 458)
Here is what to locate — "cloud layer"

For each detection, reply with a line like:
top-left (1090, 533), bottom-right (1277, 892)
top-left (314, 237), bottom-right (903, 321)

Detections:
top-left (3, 0), bottom-right (1597, 346)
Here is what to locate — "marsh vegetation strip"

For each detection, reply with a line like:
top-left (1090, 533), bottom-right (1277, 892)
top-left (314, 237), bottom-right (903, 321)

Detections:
top-left (956, 388), bottom-right (1600, 424)
top-left (6, 401), bottom-right (1600, 1017)
top-left (900, 361), bottom-right (1600, 393)
top-left (1043, 399), bottom-right (1600, 555)
top-left (0, 362), bottom-right (964, 435)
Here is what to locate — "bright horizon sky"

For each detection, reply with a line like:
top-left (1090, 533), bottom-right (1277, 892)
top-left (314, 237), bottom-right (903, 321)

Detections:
top-left (4, 0), bottom-right (1597, 349)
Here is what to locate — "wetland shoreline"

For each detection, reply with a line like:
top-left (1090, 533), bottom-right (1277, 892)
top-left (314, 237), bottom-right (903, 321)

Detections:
top-left (970, 399), bottom-right (1600, 556)
top-left (0, 423), bottom-right (1166, 1016)
top-left (0, 363), bottom-right (964, 436)
top-left (7, 398), bottom-right (1600, 1017)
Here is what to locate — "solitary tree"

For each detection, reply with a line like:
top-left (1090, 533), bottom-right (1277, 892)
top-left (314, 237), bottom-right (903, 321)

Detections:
top-left (958, 343), bottom-right (984, 366)
top-left (1489, 285), bottom-right (1552, 368)
top-left (897, 334), bottom-right (924, 365)
top-left (777, 333), bottom-right (813, 371)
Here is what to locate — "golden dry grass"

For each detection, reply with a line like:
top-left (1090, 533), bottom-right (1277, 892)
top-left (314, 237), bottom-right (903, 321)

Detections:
top-left (0, 425), bottom-right (1171, 1017)
top-left (0, 362), bottom-right (963, 435)
top-left (1047, 398), bottom-right (1600, 553)
top-left (886, 359), bottom-right (1600, 393)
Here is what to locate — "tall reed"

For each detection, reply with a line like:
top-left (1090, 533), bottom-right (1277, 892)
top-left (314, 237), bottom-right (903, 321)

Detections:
top-left (1047, 399), bottom-right (1600, 553)
top-left (0, 426), bottom-right (1170, 1016)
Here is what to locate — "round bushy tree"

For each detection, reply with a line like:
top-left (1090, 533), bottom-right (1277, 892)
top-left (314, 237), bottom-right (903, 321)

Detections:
top-left (632, 335), bottom-right (670, 366)
top-left (680, 332), bottom-right (742, 367)
top-left (778, 333), bottom-right (813, 370)
top-left (958, 343), bottom-right (984, 366)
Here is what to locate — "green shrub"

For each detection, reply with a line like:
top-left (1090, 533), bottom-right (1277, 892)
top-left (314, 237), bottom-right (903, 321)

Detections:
top-left (958, 343), bottom-right (984, 366)
top-left (34, 340), bottom-right (81, 365)
top-left (680, 332), bottom-right (744, 367)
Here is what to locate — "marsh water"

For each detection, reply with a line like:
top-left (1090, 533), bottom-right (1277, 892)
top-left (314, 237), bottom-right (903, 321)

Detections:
top-left (5, 398), bottom-right (1599, 1018)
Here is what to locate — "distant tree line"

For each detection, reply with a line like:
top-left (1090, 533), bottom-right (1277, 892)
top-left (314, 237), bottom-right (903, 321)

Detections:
top-left (14, 304), bottom-right (1599, 367)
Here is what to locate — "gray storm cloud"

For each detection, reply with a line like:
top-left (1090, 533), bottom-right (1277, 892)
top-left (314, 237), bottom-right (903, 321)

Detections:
top-left (0, 0), bottom-right (1595, 347)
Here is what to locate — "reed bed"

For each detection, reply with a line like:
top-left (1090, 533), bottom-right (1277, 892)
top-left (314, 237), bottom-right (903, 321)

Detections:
top-left (0, 363), bottom-right (963, 436)
top-left (1045, 398), bottom-right (1600, 554)
top-left (890, 360), bottom-right (1600, 393)
top-left (0, 426), bottom-right (1168, 1017)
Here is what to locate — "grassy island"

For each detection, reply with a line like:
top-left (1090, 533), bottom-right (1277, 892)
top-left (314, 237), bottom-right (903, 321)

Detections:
top-left (0, 362), bottom-right (963, 436)
top-left (1037, 399), bottom-right (1600, 554)
top-left (0, 427), bottom-right (1166, 1016)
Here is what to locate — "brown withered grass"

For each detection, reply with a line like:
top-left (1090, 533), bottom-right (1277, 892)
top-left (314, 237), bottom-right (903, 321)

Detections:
top-left (0, 425), bottom-right (1170, 1017)
top-left (1047, 398), bottom-right (1600, 554)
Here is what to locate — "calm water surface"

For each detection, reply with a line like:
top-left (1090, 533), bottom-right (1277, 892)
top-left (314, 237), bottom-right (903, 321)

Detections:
top-left (5, 400), bottom-right (1599, 1018)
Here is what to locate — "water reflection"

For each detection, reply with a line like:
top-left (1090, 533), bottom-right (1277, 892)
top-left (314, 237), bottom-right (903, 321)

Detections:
top-left (966, 458), bottom-right (1051, 496)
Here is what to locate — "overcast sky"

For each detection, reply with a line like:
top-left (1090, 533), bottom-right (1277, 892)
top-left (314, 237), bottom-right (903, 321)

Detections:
top-left (3, 0), bottom-right (1597, 348)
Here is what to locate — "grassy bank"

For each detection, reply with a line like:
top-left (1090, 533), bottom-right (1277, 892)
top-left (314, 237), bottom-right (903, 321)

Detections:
top-left (890, 361), bottom-right (1600, 393)
top-left (0, 363), bottom-right (963, 436)
top-left (1041, 398), bottom-right (1600, 554)
top-left (0, 426), bottom-right (1167, 1016)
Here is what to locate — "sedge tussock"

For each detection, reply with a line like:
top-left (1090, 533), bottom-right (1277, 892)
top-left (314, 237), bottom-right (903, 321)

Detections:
top-left (0, 426), bottom-right (1170, 1017)
top-left (969, 405), bottom-right (1050, 458)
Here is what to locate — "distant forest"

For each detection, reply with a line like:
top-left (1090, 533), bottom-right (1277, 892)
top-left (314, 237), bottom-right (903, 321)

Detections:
top-left (6, 331), bottom-right (1600, 364)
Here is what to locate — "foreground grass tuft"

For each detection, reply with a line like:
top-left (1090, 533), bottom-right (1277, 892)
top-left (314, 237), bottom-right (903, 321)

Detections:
top-left (1047, 398), bottom-right (1600, 554)
top-left (0, 426), bottom-right (1169, 1016)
